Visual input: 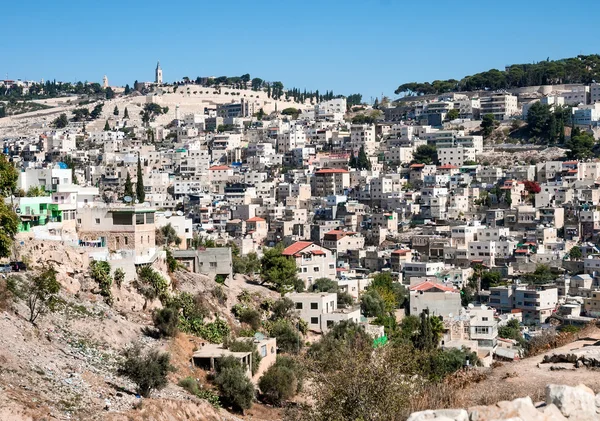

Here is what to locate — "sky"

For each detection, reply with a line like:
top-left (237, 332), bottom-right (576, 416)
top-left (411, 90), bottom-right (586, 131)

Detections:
top-left (3, 0), bottom-right (600, 102)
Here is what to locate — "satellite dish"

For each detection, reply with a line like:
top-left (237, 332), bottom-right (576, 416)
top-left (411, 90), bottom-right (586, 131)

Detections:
top-left (448, 312), bottom-right (454, 318)
top-left (481, 305), bottom-right (487, 310)
top-left (165, 211), bottom-right (173, 218)
top-left (134, 199), bottom-right (139, 204)
top-left (124, 196), bottom-right (133, 203)
top-left (468, 303), bottom-right (475, 309)
top-left (176, 210), bottom-right (183, 216)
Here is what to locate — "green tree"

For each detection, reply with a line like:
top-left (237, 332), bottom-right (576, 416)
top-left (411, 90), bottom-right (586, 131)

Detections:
top-left (123, 107), bottom-right (129, 119)
top-left (113, 105), bottom-right (119, 116)
top-left (348, 150), bottom-right (357, 168)
top-left (356, 145), bottom-right (372, 170)
top-left (569, 246), bottom-right (583, 260)
top-left (136, 156), bottom-right (145, 202)
top-left (89, 260), bottom-right (113, 305)
top-left (104, 120), bottom-right (110, 131)
top-left (565, 131), bottom-right (595, 160)
top-left (124, 172), bottom-right (134, 199)
top-left (446, 109), bottom-right (460, 121)
top-left (156, 223), bottom-right (182, 247)
top-left (124, 84), bottom-right (131, 95)
top-left (53, 113), bottom-right (68, 128)
top-left (258, 356), bottom-right (303, 406)
top-left (521, 264), bottom-right (556, 284)
top-left (412, 145), bottom-right (438, 165)
top-left (21, 266), bottom-right (61, 325)
top-left (105, 87), bottom-right (115, 99)
top-left (311, 277), bottom-right (338, 293)
top-left (498, 318), bottom-right (523, 342)
top-left (0, 154), bottom-right (18, 197)
top-left (90, 103), bottom-right (103, 119)
top-left (270, 319), bottom-right (303, 354)
top-left (260, 245), bottom-right (300, 293)
top-left (360, 289), bottom-right (386, 318)
top-left (214, 356), bottom-right (255, 412)
top-left (414, 310), bottom-right (441, 351)
top-left (118, 345), bottom-right (175, 397)
top-left (481, 113), bottom-right (496, 137)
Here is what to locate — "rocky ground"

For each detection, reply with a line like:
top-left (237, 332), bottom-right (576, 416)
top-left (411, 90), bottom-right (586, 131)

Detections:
top-left (408, 384), bottom-right (600, 420)
top-left (0, 239), bottom-right (280, 421)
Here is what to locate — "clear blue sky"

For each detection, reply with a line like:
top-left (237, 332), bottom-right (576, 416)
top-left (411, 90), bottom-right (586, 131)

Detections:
top-left (3, 0), bottom-right (599, 102)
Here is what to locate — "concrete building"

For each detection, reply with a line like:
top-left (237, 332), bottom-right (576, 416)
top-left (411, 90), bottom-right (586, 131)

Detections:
top-left (488, 285), bottom-right (558, 324)
top-left (287, 292), bottom-right (360, 333)
top-left (281, 241), bottom-right (336, 288)
top-left (172, 248), bottom-right (233, 280)
top-left (480, 93), bottom-right (518, 121)
top-left (311, 168), bottom-right (350, 197)
top-left (409, 280), bottom-right (461, 318)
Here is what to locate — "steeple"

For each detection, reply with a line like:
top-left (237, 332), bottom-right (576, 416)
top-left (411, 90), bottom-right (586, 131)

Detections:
top-left (155, 61), bottom-right (163, 84)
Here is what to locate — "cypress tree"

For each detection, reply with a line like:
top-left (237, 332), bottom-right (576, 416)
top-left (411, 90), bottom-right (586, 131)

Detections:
top-left (124, 172), bottom-right (134, 199)
top-left (104, 120), bottom-right (110, 131)
top-left (124, 107), bottom-right (129, 119)
top-left (357, 146), bottom-right (371, 170)
top-left (349, 150), bottom-right (357, 168)
top-left (136, 156), bottom-right (145, 203)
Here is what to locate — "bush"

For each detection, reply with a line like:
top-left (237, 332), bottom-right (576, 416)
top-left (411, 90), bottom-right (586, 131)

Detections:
top-left (239, 308), bottom-right (262, 331)
top-left (153, 306), bottom-right (179, 337)
top-left (212, 285), bottom-right (227, 305)
top-left (114, 268), bottom-right (125, 288)
top-left (178, 377), bottom-right (220, 408)
top-left (270, 320), bottom-right (302, 354)
top-left (118, 345), bottom-right (175, 397)
top-left (258, 356), bottom-right (303, 406)
top-left (424, 347), bottom-right (479, 381)
top-left (271, 297), bottom-right (294, 320)
top-left (214, 356), bottom-right (255, 412)
top-left (90, 260), bottom-right (113, 305)
top-left (560, 324), bottom-right (580, 333)
top-left (0, 276), bottom-right (20, 311)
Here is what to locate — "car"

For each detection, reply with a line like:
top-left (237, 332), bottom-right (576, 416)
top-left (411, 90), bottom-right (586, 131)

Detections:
top-left (0, 264), bottom-right (11, 273)
top-left (10, 261), bottom-right (26, 272)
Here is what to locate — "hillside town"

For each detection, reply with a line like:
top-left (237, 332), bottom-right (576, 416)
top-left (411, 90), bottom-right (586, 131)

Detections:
top-left (3, 59), bottom-right (600, 421)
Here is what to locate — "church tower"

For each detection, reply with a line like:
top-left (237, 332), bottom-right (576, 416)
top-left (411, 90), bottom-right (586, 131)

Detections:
top-left (102, 75), bottom-right (108, 88)
top-left (155, 61), bottom-right (163, 84)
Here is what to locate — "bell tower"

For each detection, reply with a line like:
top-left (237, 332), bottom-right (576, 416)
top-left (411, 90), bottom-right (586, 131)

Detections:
top-left (155, 61), bottom-right (163, 84)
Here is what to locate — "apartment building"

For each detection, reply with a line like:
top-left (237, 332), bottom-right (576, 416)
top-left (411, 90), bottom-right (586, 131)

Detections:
top-left (288, 292), bottom-right (360, 333)
top-left (488, 285), bottom-right (558, 324)
top-left (311, 168), bottom-right (350, 197)
top-left (281, 241), bottom-right (336, 288)
top-left (480, 93), bottom-right (518, 121)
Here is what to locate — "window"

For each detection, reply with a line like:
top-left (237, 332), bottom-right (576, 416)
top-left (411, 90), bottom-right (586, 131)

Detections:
top-left (136, 214), bottom-right (145, 225)
top-left (482, 317), bottom-right (488, 321)
top-left (77, 219), bottom-right (81, 224)
top-left (146, 213), bottom-right (154, 224)
top-left (302, 267), bottom-right (307, 273)
top-left (124, 237), bottom-right (128, 245)
top-left (327, 320), bottom-right (334, 328)
top-left (261, 345), bottom-right (267, 357)
top-left (295, 302), bottom-right (303, 310)
top-left (310, 317), bottom-right (319, 325)
top-left (310, 303), bottom-right (318, 310)
top-left (209, 262), bottom-right (217, 268)
top-left (95, 218), bottom-right (100, 225)
top-left (475, 327), bottom-right (489, 335)
top-left (314, 267), bottom-right (319, 272)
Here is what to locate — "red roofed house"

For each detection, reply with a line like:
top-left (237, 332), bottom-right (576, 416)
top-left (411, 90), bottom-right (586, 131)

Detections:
top-left (390, 248), bottom-right (413, 272)
top-left (208, 165), bottom-right (234, 182)
top-left (311, 168), bottom-right (350, 197)
top-left (282, 241), bottom-right (336, 288)
top-left (245, 216), bottom-right (268, 243)
top-left (409, 280), bottom-right (461, 318)
top-left (321, 230), bottom-right (365, 255)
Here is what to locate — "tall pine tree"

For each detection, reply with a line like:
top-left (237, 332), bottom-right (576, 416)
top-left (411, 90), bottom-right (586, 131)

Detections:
top-left (124, 172), bottom-right (134, 199)
top-left (349, 150), bottom-right (357, 168)
top-left (357, 146), bottom-right (371, 170)
top-left (136, 156), bottom-right (145, 203)
top-left (123, 107), bottom-right (129, 119)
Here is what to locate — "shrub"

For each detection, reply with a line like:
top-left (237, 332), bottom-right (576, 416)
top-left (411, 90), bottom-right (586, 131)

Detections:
top-left (153, 306), bottom-right (179, 337)
top-left (270, 320), bottom-right (302, 354)
top-left (118, 345), bottom-right (175, 397)
top-left (178, 377), bottom-right (220, 407)
top-left (271, 297), bottom-right (294, 320)
top-left (212, 285), bottom-right (227, 305)
top-left (560, 324), bottom-right (580, 333)
top-left (21, 267), bottom-right (61, 325)
top-left (90, 260), bottom-right (113, 305)
top-left (239, 308), bottom-right (262, 331)
top-left (214, 356), bottom-right (255, 412)
top-left (135, 266), bottom-right (169, 306)
top-left (114, 268), bottom-right (125, 288)
top-left (258, 356), bottom-right (303, 406)
top-left (0, 275), bottom-right (20, 311)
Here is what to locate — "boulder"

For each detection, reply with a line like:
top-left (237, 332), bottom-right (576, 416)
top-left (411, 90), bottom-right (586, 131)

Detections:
top-left (406, 409), bottom-right (468, 421)
top-left (545, 384), bottom-right (596, 420)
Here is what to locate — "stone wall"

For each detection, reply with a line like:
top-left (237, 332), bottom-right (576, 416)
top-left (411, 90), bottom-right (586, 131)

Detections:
top-left (408, 384), bottom-right (599, 421)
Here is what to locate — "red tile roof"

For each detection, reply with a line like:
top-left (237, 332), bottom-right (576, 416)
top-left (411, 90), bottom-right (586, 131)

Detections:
top-left (409, 281), bottom-right (457, 292)
top-left (281, 241), bottom-right (314, 256)
top-left (209, 165), bottom-right (230, 171)
top-left (410, 163), bottom-right (425, 169)
top-left (391, 249), bottom-right (410, 255)
top-left (315, 168), bottom-right (349, 174)
top-left (438, 164), bottom-right (458, 169)
top-left (246, 216), bottom-right (266, 222)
